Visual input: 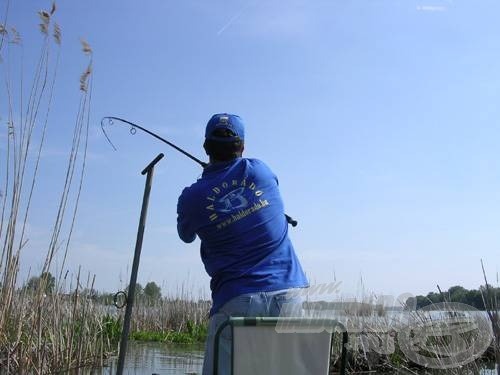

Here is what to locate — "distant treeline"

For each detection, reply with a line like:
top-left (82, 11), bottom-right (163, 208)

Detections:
top-left (406, 285), bottom-right (499, 310)
top-left (20, 272), bottom-right (163, 304)
top-left (79, 281), bottom-right (163, 305)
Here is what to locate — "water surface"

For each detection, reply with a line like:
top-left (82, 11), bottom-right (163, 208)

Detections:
top-left (83, 340), bottom-right (498, 375)
top-left (88, 341), bottom-right (204, 375)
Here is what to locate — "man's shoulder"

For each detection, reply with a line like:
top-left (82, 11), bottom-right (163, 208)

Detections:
top-left (244, 158), bottom-right (272, 170)
top-left (179, 180), bottom-right (203, 199)
top-left (177, 181), bottom-right (204, 215)
top-left (244, 158), bottom-right (276, 178)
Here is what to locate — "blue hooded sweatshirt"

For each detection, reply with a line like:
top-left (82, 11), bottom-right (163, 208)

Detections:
top-left (177, 158), bottom-right (308, 315)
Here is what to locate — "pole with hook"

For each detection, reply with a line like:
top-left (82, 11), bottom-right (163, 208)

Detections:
top-left (116, 153), bottom-right (164, 375)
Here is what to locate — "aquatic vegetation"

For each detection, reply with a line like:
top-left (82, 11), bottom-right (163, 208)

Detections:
top-left (129, 320), bottom-right (208, 344)
top-left (101, 300), bottom-right (210, 345)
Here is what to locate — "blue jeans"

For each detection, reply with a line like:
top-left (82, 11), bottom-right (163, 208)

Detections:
top-left (202, 288), bottom-right (304, 375)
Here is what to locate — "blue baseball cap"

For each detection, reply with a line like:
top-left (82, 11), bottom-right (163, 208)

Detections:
top-left (205, 113), bottom-right (245, 142)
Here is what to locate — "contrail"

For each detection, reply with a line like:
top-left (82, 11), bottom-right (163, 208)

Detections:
top-left (217, 0), bottom-right (258, 36)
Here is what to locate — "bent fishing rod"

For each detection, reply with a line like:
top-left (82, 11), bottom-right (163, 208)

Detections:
top-left (100, 116), bottom-right (298, 227)
top-left (101, 116), bottom-right (207, 167)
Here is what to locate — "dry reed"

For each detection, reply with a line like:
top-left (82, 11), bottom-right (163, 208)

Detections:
top-left (130, 285), bottom-right (210, 334)
top-left (481, 260), bottom-right (500, 375)
top-left (0, 3), bottom-right (110, 373)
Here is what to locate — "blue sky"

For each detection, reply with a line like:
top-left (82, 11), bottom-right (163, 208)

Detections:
top-left (2, 0), bottom-right (500, 300)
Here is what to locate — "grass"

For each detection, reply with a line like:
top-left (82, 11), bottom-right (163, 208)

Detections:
top-left (129, 320), bottom-right (208, 344)
top-left (100, 297), bottom-right (210, 346)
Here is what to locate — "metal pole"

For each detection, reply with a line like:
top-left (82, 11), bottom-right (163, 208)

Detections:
top-left (340, 331), bottom-right (348, 375)
top-left (116, 153), bottom-right (164, 375)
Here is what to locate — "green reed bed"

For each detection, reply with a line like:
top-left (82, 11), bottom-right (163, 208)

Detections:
top-left (129, 320), bottom-right (208, 345)
top-left (105, 287), bottom-right (211, 345)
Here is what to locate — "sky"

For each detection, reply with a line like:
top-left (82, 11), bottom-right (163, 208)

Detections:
top-left (1, 0), bottom-right (500, 301)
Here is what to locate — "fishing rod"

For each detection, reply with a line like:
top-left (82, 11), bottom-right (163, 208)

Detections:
top-left (101, 116), bottom-right (208, 167)
top-left (100, 116), bottom-right (298, 227)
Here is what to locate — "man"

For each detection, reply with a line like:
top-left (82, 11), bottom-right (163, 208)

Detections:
top-left (177, 113), bottom-right (308, 374)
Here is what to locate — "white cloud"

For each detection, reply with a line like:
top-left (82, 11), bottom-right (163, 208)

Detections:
top-left (417, 5), bottom-right (447, 12)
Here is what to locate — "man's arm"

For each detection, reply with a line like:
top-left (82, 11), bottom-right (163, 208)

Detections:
top-left (177, 220), bottom-right (196, 243)
top-left (177, 189), bottom-right (197, 243)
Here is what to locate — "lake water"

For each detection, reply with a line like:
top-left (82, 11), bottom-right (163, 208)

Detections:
top-left (86, 341), bottom-right (204, 375)
top-left (84, 341), bottom-right (498, 375)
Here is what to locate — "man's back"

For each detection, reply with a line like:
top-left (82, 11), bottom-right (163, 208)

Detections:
top-left (177, 157), bottom-right (308, 315)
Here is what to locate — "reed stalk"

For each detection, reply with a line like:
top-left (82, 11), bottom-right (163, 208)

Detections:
top-left (481, 260), bottom-right (500, 375)
top-left (0, 3), bottom-right (111, 373)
